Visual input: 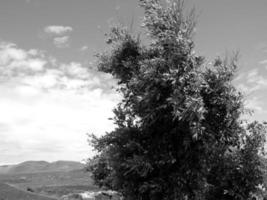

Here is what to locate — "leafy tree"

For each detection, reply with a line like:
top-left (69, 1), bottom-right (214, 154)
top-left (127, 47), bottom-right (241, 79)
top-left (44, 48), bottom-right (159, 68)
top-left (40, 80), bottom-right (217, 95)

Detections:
top-left (88, 0), bottom-right (266, 199)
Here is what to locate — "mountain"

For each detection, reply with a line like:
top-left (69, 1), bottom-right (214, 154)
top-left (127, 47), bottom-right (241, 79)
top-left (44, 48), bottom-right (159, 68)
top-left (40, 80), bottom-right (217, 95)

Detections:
top-left (0, 160), bottom-right (84, 174)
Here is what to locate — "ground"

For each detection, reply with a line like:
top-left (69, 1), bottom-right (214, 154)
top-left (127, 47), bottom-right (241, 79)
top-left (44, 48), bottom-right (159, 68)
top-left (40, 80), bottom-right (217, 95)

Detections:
top-left (0, 169), bottom-right (99, 199)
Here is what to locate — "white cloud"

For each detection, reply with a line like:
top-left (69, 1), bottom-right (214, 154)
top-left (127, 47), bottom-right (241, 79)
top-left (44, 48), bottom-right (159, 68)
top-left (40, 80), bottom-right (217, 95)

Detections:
top-left (115, 5), bottom-right (121, 10)
top-left (0, 42), bottom-right (47, 78)
top-left (244, 97), bottom-right (263, 112)
top-left (0, 44), bottom-right (27, 62)
top-left (80, 46), bottom-right (88, 51)
top-left (236, 69), bottom-right (267, 94)
top-left (44, 25), bottom-right (73, 35)
top-left (43, 25), bottom-right (73, 48)
top-left (9, 58), bottom-right (46, 71)
top-left (0, 41), bottom-right (119, 164)
top-left (259, 59), bottom-right (267, 65)
top-left (23, 71), bottom-right (61, 89)
top-left (60, 62), bottom-right (89, 79)
top-left (234, 68), bottom-right (267, 121)
top-left (53, 36), bottom-right (70, 48)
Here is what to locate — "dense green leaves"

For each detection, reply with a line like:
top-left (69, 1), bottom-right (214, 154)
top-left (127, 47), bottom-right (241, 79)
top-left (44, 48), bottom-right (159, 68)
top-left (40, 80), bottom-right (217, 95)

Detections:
top-left (88, 0), bottom-right (266, 199)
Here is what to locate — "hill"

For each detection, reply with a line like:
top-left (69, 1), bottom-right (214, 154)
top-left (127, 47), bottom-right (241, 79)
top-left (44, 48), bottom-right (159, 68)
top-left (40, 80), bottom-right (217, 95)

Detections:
top-left (0, 169), bottom-right (98, 198)
top-left (0, 160), bottom-right (84, 174)
top-left (0, 182), bottom-right (56, 200)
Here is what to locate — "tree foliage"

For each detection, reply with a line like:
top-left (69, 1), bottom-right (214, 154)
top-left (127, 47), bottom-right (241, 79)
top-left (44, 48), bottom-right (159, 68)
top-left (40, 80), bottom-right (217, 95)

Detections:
top-left (88, 0), bottom-right (266, 199)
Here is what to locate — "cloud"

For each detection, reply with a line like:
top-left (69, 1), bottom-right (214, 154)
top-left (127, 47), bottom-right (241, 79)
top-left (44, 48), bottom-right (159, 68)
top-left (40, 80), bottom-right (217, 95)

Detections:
top-left (60, 62), bottom-right (89, 79)
top-left (236, 69), bottom-right (267, 94)
top-left (234, 68), bottom-right (267, 120)
top-left (0, 42), bottom-right (46, 79)
top-left (0, 41), bottom-right (116, 92)
top-left (0, 86), bottom-right (118, 164)
top-left (80, 46), bottom-right (88, 51)
top-left (44, 25), bottom-right (73, 35)
top-left (53, 36), bottom-right (70, 48)
top-left (258, 59), bottom-right (267, 65)
top-left (43, 25), bottom-right (73, 48)
top-left (244, 97), bottom-right (263, 112)
top-left (115, 5), bottom-right (121, 10)
top-left (0, 41), bottom-right (119, 164)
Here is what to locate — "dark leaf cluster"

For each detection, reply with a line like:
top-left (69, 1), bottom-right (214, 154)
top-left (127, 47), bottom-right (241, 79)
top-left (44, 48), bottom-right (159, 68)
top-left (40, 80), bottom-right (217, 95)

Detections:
top-left (88, 1), bottom-right (267, 199)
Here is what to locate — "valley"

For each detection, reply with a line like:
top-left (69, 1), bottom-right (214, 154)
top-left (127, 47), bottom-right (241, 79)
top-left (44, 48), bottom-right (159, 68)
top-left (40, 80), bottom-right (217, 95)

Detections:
top-left (0, 182), bottom-right (56, 200)
top-left (0, 161), bottom-right (98, 200)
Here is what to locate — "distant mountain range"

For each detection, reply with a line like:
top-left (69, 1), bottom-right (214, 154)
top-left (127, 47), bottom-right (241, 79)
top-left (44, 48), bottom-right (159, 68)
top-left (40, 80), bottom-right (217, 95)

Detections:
top-left (0, 160), bottom-right (85, 174)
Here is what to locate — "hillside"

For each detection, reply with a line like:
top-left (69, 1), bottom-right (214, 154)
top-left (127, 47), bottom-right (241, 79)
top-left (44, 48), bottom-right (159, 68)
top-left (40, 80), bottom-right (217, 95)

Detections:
top-left (0, 169), bottom-right (98, 198)
top-left (0, 161), bottom-right (84, 174)
top-left (0, 182), bottom-right (56, 200)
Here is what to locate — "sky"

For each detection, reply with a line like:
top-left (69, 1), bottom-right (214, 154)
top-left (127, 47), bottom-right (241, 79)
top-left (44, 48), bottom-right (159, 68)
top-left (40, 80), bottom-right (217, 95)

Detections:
top-left (1, 0), bottom-right (267, 165)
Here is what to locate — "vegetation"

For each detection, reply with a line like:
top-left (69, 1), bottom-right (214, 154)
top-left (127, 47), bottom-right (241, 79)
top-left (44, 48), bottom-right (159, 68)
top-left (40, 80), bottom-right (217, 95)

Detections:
top-left (0, 169), bottom-right (96, 198)
top-left (88, 0), bottom-right (267, 199)
top-left (0, 183), bottom-right (56, 200)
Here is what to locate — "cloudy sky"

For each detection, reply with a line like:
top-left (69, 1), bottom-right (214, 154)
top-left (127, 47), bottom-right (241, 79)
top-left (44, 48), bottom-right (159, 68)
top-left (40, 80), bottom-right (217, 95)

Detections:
top-left (1, 0), bottom-right (267, 165)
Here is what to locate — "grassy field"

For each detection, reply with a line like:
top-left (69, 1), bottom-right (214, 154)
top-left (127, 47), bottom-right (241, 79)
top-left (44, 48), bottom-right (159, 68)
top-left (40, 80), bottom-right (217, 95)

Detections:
top-left (34, 185), bottom-right (99, 197)
top-left (0, 182), bottom-right (56, 200)
top-left (0, 169), bottom-right (99, 199)
top-left (0, 169), bottom-right (93, 187)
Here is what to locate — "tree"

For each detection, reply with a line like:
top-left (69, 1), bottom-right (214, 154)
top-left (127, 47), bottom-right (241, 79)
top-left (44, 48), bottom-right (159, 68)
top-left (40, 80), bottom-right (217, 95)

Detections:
top-left (88, 0), bottom-right (266, 199)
